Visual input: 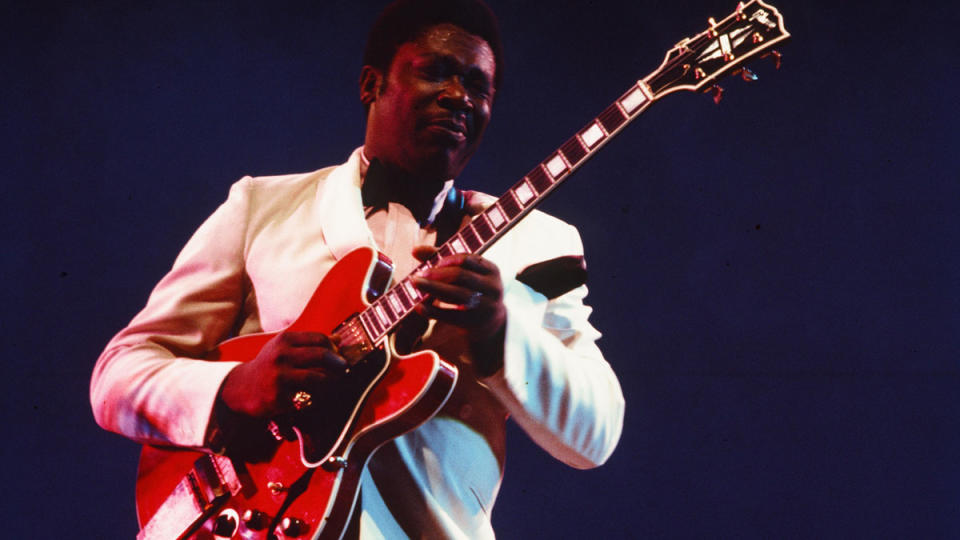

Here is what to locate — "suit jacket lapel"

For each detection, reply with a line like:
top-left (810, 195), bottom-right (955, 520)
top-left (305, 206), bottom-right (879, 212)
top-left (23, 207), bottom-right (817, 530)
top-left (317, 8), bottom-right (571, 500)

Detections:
top-left (318, 148), bottom-right (376, 260)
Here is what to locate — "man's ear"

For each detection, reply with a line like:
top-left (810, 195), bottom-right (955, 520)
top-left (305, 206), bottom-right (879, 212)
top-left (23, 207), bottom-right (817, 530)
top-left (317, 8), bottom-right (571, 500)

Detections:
top-left (359, 65), bottom-right (383, 107)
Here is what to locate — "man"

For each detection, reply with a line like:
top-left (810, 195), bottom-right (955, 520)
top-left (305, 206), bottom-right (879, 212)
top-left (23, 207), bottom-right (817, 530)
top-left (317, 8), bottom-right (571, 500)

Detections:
top-left (91, 0), bottom-right (624, 537)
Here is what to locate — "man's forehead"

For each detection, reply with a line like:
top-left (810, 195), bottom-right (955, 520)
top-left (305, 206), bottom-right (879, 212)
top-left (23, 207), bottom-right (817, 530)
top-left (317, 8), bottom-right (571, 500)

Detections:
top-left (416, 23), bottom-right (488, 47)
top-left (404, 24), bottom-right (495, 69)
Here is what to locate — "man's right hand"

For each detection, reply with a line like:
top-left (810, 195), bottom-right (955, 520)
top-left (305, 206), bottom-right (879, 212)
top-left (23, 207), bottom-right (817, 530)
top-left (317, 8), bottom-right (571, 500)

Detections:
top-left (219, 331), bottom-right (348, 419)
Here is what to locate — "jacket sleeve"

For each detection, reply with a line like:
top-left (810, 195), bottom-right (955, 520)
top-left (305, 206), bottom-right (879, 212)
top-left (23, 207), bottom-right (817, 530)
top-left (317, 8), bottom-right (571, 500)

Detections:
top-left (481, 218), bottom-right (625, 469)
top-left (90, 178), bottom-right (253, 447)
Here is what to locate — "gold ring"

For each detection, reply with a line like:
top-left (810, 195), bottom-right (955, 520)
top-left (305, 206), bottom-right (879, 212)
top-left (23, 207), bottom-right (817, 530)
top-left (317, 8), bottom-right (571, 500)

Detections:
top-left (292, 390), bottom-right (313, 411)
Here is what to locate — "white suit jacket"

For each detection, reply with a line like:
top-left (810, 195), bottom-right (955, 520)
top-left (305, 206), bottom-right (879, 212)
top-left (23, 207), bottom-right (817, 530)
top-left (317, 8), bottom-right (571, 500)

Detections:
top-left (91, 148), bottom-right (624, 538)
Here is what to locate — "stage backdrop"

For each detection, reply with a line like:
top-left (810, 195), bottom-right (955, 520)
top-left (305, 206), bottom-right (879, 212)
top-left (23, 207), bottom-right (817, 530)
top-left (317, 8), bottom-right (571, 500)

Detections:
top-left (3, 1), bottom-right (957, 538)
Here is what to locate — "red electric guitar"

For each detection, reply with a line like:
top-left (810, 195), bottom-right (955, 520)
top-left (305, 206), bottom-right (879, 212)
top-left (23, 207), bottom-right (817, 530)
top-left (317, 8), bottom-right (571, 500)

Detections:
top-left (135, 2), bottom-right (789, 538)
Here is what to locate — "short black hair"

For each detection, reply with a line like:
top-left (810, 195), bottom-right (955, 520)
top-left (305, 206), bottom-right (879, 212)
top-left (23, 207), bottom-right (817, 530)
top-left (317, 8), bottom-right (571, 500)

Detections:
top-left (362, 0), bottom-right (504, 92)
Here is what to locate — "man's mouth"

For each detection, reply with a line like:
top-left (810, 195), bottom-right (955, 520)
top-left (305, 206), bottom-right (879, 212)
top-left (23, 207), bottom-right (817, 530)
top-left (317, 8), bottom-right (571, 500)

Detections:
top-left (425, 118), bottom-right (468, 142)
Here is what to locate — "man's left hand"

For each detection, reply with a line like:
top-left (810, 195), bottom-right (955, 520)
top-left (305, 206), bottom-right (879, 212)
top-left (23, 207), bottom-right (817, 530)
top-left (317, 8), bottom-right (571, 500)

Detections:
top-left (410, 246), bottom-right (506, 348)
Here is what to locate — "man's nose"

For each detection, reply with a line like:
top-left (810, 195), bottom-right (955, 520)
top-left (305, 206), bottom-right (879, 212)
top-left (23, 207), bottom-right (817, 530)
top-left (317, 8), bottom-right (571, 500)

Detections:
top-left (438, 77), bottom-right (471, 110)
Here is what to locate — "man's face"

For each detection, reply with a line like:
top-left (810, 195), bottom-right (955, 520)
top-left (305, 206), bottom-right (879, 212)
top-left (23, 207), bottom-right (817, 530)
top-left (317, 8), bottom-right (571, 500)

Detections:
top-left (363, 23), bottom-right (496, 183)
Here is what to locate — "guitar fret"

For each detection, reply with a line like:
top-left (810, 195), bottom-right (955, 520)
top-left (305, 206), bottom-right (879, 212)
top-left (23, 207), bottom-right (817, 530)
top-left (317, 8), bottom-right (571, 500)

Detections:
top-left (358, 312), bottom-right (377, 340)
top-left (359, 311), bottom-right (371, 334)
top-left (560, 136), bottom-right (588, 166)
top-left (450, 235), bottom-right (467, 254)
top-left (438, 244), bottom-right (453, 257)
top-left (514, 180), bottom-right (535, 205)
top-left (362, 310), bottom-right (383, 336)
top-left (395, 284), bottom-right (413, 310)
top-left (374, 304), bottom-right (390, 328)
top-left (402, 280), bottom-right (421, 303)
top-left (461, 223), bottom-right (482, 251)
top-left (387, 291), bottom-right (404, 317)
top-left (527, 165), bottom-right (552, 194)
top-left (619, 83), bottom-right (651, 114)
top-left (580, 122), bottom-right (607, 148)
top-left (378, 298), bottom-right (395, 321)
top-left (598, 103), bottom-right (627, 133)
top-left (499, 191), bottom-right (522, 218)
top-left (376, 302), bottom-right (393, 325)
top-left (545, 153), bottom-right (569, 179)
top-left (486, 204), bottom-right (507, 229)
top-left (472, 214), bottom-right (494, 242)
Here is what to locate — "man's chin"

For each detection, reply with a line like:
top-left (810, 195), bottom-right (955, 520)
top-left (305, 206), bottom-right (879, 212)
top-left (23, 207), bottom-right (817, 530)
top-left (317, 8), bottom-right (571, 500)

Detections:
top-left (412, 148), bottom-right (472, 182)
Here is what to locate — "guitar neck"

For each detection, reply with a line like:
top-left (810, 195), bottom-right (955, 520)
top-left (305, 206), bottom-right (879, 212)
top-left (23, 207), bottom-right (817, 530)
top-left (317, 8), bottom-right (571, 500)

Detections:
top-left (356, 0), bottom-right (790, 345)
top-left (357, 79), bottom-right (656, 344)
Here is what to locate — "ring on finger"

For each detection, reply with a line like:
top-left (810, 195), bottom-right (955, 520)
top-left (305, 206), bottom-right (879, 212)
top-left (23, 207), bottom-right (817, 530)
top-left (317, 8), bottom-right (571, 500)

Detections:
top-left (291, 390), bottom-right (313, 411)
top-left (464, 291), bottom-right (482, 310)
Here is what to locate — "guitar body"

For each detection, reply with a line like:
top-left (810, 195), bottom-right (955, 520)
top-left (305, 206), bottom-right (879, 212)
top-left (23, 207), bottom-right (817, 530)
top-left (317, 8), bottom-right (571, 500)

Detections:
top-left (135, 247), bottom-right (458, 539)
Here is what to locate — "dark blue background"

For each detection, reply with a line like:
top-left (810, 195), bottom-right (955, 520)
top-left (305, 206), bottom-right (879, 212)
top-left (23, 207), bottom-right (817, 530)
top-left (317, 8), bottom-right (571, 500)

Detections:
top-left (4, 1), bottom-right (958, 538)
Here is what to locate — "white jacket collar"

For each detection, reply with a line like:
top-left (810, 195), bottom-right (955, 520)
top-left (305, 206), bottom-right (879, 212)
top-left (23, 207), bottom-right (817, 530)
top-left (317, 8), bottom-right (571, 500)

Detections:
top-left (318, 147), bottom-right (375, 260)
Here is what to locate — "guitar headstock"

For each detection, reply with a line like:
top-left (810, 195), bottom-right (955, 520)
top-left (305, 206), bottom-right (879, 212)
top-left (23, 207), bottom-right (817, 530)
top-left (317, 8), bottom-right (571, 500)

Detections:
top-left (645, 0), bottom-right (789, 100)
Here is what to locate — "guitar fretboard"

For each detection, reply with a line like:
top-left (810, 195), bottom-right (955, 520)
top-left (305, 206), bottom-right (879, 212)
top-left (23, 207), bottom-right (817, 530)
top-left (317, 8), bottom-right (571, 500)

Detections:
top-left (357, 81), bottom-right (656, 344)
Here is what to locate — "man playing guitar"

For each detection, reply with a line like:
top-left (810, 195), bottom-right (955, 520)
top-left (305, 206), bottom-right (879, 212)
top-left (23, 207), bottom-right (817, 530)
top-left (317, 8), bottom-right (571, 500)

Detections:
top-left (91, 1), bottom-right (625, 537)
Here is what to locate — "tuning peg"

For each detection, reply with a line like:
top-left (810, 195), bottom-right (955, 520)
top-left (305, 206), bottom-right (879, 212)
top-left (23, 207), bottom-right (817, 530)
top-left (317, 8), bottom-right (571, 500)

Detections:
top-left (762, 50), bottom-right (783, 70)
top-left (710, 84), bottom-right (724, 104)
top-left (736, 2), bottom-right (746, 20)
top-left (708, 17), bottom-right (719, 37)
top-left (731, 67), bottom-right (758, 82)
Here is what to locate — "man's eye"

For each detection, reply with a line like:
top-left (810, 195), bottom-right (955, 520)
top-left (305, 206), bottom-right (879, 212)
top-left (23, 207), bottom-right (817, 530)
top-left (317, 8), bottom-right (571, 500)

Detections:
top-left (419, 65), bottom-right (447, 80)
top-left (467, 79), bottom-right (491, 98)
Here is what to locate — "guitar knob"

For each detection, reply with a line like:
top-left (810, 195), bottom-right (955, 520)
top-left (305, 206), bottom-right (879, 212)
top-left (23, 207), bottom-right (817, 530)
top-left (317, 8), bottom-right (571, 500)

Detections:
top-left (710, 84), bottom-right (725, 105)
top-left (242, 509), bottom-right (270, 531)
top-left (280, 517), bottom-right (308, 537)
top-left (212, 511), bottom-right (238, 537)
top-left (763, 49), bottom-right (783, 70)
top-left (740, 68), bottom-right (758, 82)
